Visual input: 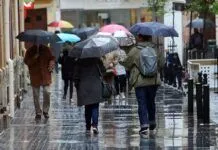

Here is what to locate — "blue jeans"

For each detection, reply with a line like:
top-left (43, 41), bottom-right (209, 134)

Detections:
top-left (135, 85), bottom-right (158, 128)
top-left (85, 103), bottom-right (99, 130)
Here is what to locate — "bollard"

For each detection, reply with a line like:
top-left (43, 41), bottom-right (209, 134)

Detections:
top-left (196, 83), bottom-right (203, 122)
top-left (203, 84), bottom-right (210, 124)
top-left (198, 72), bottom-right (203, 84)
top-left (188, 79), bottom-right (194, 115)
top-left (203, 74), bottom-right (208, 85)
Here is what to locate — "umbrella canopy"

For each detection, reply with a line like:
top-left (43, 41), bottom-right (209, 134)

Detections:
top-left (48, 20), bottom-right (74, 28)
top-left (69, 34), bottom-right (119, 59)
top-left (130, 22), bottom-right (179, 37)
top-left (16, 29), bottom-right (61, 44)
top-left (113, 30), bottom-right (136, 46)
top-left (71, 27), bottom-right (98, 40)
top-left (57, 33), bottom-right (81, 43)
top-left (99, 24), bottom-right (130, 34)
top-left (186, 18), bottom-right (215, 28)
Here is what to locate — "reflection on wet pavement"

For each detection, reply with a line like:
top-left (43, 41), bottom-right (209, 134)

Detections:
top-left (0, 73), bottom-right (217, 149)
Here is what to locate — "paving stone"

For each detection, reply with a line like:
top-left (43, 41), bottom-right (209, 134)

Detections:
top-left (0, 72), bottom-right (217, 149)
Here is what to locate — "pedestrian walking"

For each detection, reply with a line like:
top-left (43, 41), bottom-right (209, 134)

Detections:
top-left (189, 28), bottom-right (203, 59)
top-left (122, 34), bottom-right (164, 137)
top-left (74, 58), bottom-right (106, 134)
top-left (101, 52), bottom-right (117, 101)
top-left (113, 50), bottom-right (127, 99)
top-left (58, 43), bottom-right (76, 101)
top-left (24, 44), bottom-right (55, 119)
top-left (50, 30), bottom-right (62, 73)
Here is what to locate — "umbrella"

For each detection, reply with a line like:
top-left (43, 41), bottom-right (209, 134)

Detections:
top-left (71, 27), bottom-right (98, 40)
top-left (99, 24), bottom-right (130, 34)
top-left (112, 30), bottom-right (136, 46)
top-left (97, 31), bottom-right (135, 46)
top-left (130, 22), bottom-right (179, 37)
top-left (16, 29), bottom-right (61, 44)
top-left (69, 34), bottom-right (119, 58)
top-left (57, 33), bottom-right (81, 43)
top-left (186, 18), bottom-right (215, 28)
top-left (48, 20), bottom-right (74, 28)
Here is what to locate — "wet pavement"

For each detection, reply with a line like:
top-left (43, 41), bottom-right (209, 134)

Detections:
top-left (0, 73), bottom-right (218, 149)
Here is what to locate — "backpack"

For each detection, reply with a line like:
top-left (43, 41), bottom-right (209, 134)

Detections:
top-left (137, 46), bottom-right (158, 77)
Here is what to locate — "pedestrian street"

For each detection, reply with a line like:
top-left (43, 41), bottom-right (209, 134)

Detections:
top-left (0, 73), bottom-right (218, 149)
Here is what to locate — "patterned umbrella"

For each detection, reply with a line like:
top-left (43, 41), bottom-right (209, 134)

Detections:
top-left (69, 34), bottom-right (119, 58)
top-left (48, 20), bottom-right (74, 28)
top-left (113, 30), bottom-right (135, 46)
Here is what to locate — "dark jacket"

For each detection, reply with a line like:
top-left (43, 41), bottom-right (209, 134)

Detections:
top-left (190, 32), bottom-right (203, 49)
top-left (24, 44), bottom-right (55, 87)
top-left (58, 52), bottom-right (76, 80)
top-left (74, 58), bottom-right (106, 106)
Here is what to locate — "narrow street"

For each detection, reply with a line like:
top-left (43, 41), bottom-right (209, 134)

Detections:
top-left (0, 73), bottom-right (217, 149)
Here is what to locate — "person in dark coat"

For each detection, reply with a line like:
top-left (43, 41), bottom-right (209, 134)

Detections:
top-left (58, 49), bottom-right (76, 100)
top-left (74, 58), bottom-right (106, 134)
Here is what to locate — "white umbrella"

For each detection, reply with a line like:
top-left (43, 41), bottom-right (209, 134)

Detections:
top-left (113, 30), bottom-right (136, 46)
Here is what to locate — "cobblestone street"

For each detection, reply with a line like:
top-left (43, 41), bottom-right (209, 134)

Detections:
top-left (0, 73), bottom-right (217, 149)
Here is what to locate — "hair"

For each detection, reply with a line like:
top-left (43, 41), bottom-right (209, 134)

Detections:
top-left (194, 28), bottom-right (199, 33)
top-left (63, 49), bottom-right (69, 55)
top-left (54, 30), bottom-right (60, 34)
top-left (138, 34), bottom-right (152, 41)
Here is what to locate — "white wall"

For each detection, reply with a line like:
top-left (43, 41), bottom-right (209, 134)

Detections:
top-left (164, 1), bottom-right (184, 65)
top-left (60, 0), bottom-right (146, 10)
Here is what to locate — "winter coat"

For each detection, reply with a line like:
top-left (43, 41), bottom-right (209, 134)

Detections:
top-left (122, 42), bottom-right (165, 90)
top-left (58, 53), bottom-right (76, 80)
top-left (24, 44), bottom-right (55, 87)
top-left (74, 58), bottom-right (106, 106)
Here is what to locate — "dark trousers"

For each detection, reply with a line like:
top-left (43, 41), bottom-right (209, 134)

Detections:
top-left (63, 78), bottom-right (73, 99)
top-left (114, 75), bottom-right (126, 94)
top-left (85, 103), bottom-right (99, 130)
top-left (135, 85), bottom-right (158, 128)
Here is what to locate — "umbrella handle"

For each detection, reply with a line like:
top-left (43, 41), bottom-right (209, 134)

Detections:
top-left (37, 44), bottom-right (40, 54)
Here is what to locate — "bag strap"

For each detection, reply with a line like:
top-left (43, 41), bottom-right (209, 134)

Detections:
top-left (96, 64), bottom-right (103, 80)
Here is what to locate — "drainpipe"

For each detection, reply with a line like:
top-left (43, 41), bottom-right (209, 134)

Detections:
top-left (4, 0), bottom-right (14, 118)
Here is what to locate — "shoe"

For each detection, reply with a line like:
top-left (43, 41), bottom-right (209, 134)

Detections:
top-left (120, 92), bottom-right (126, 99)
top-left (70, 98), bottom-right (74, 102)
top-left (139, 127), bottom-right (148, 138)
top-left (35, 114), bottom-right (41, 119)
top-left (149, 124), bottom-right (156, 130)
top-left (86, 129), bottom-right (91, 134)
top-left (43, 112), bottom-right (49, 119)
top-left (92, 127), bottom-right (99, 134)
top-left (115, 95), bottom-right (120, 100)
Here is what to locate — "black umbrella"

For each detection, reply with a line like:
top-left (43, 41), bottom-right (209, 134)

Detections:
top-left (69, 34), bottom-right (119, 58)
top-left (71, 27), bottom-right (98, 40)
top-left (16, 29), bottom-right (61, 44)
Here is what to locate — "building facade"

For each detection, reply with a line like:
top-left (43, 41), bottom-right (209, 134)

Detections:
top-left (60, 0), bottom-right (153, 28)
top-left (0, 0), bottom-right (24, 119)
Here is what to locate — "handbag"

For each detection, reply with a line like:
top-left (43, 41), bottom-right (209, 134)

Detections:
top-left (97, 65), bottom-right (113, 98)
